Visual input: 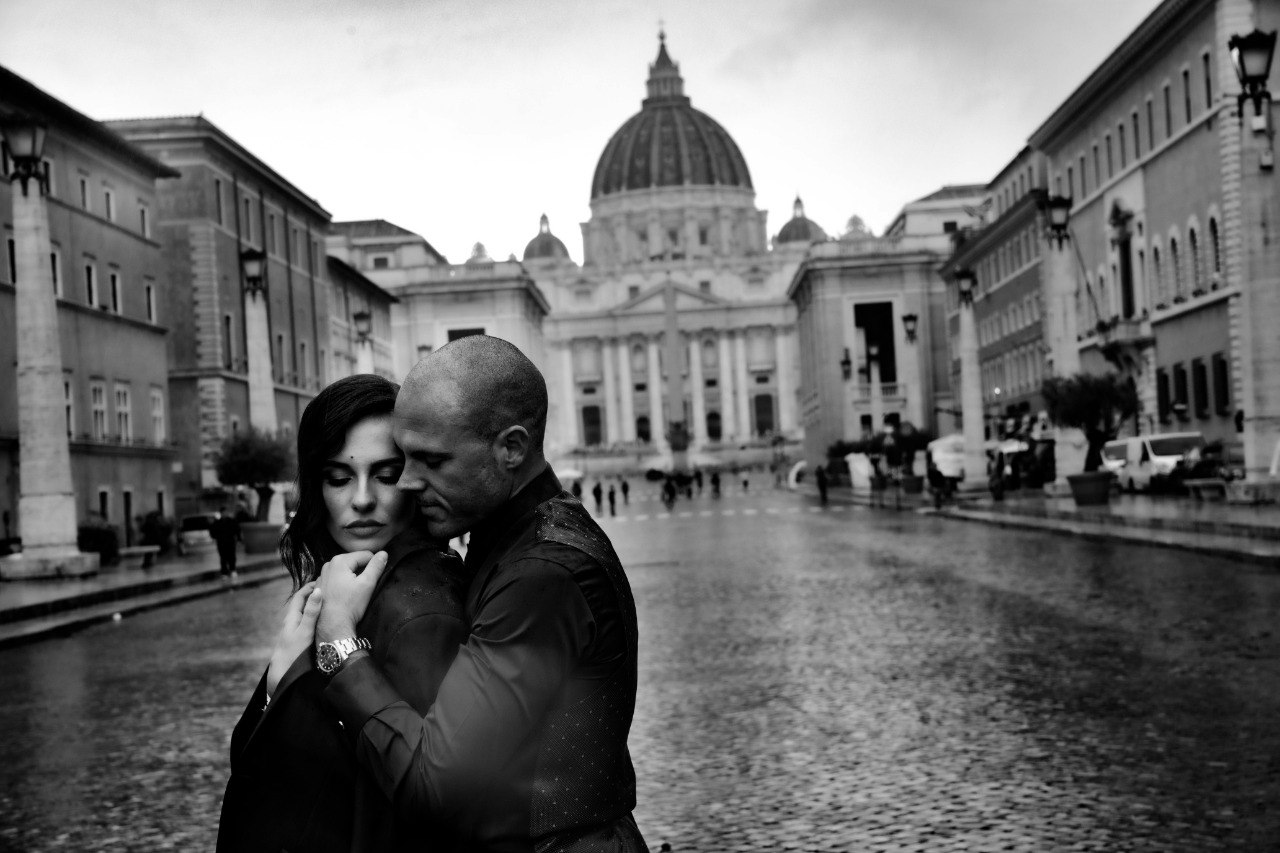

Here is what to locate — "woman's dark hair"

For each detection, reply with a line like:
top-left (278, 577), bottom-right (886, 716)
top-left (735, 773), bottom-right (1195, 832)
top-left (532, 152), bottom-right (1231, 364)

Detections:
top-left (280, 374), bottom-right (400, 589)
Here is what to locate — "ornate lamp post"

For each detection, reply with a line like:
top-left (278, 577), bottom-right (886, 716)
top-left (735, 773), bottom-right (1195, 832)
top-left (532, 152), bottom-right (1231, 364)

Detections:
top-left (901, 313), bottom-right (919, 343)
top-left (955, 268), bottom-right (987, 491)
top-left (0, 115), bottom-right (97, 577)
top-left (352, 310), bottom-right (374, 374)
top-left (239, 248), bottom-right (277, 432)
top-left (1230, 29), bottom-right (1277, 117)
top-left (1041, 195), bottom-right (1080, 377)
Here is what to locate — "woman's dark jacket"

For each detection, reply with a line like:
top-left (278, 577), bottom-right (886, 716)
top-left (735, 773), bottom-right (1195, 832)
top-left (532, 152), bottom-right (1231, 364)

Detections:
top-left (216, 526), bottom-right (471, 853)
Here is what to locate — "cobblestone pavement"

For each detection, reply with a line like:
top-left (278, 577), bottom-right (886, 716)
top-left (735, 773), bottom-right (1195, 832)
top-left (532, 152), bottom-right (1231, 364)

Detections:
top-left (0, 487), bottom-right (1277, 851)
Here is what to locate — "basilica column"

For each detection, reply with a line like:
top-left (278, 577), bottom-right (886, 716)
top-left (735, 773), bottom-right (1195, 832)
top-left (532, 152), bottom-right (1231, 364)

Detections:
top-left (775, 326), bottom-right (796, 434)
top-left (718, 331), bottom-right (738, 441)
top-left (733, 329), bottom-right (752, 439)
top-left (647, 335), bottom-right (667, 451)
top-left (245, 287), bottom-right (278, 433)
top-left (601, 338), bottom-right (619, 445)
top-left (617, 338), bottom-right (636, 442)
top-left (560, 341), bottom-right (578, 449)
top-left (688, 333), bottom-right (707, 447)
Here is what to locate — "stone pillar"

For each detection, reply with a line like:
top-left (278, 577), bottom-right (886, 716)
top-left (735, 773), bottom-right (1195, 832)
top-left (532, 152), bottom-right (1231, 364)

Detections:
top-left (775, 326), bottom-right (796, 433)
top-left (245, 289), bottom-right (278, 433)
top-left (601, 338), bottom-right (619, 445)
top-left (718, 331), bottom-right (737, 441)
top-left (734, 329), bottom-right (751, 439)
top-left (689, 333), bottom-right (707, 447)
top-left (560, 342), bottom-right (578, 449)
top-left (1, 179), bottom-right (98, 578)
top-left (355, 338), bottom-right (374, 375)
top-left (647, 336), bottom-right (667, 451)
top-left (1043, 239), bottom-right (1081, 378)
top-left (617, 338), bottom-right (636, 442)
top-left (958, 297), bottom-right (987, 491)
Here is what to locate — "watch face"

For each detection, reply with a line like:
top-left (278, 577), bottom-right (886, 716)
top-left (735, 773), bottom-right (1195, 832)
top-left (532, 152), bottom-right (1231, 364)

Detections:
top-left (316, 643), bottom-right (341, 674)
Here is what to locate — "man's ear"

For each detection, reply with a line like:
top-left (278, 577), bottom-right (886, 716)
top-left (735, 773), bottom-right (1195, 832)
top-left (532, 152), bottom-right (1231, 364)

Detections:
top-left (493, 425), bottom-right (531, 470)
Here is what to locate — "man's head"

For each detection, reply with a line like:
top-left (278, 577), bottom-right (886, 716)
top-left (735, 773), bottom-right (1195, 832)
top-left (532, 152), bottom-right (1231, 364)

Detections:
top-left (394, 335), bottom-right (549, 539)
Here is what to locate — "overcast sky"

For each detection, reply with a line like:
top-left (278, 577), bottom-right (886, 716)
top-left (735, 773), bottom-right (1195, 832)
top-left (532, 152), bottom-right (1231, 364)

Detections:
top-left (3, 0), bottom-right (1164, 264)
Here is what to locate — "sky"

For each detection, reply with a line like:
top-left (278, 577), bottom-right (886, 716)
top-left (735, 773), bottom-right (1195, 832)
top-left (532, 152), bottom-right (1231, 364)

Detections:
top-left (2, 0), bottom-right (1165, 265)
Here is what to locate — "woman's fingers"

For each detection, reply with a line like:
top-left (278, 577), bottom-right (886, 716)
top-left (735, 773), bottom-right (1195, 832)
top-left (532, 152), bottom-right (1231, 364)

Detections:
top-left (298, 587), bottom-right (323, 633)
top-left (284, 581), bottom-right (318, 625)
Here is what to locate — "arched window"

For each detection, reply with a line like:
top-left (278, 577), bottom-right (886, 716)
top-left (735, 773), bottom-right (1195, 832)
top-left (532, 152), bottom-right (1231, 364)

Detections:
top-left (1209, 218), bottom-right (1221, 277)
top-left (1152, 246), bottom-right (1163, 305)
top-left (635, 414), bottom-right (651, 444)
top-left (706, 411), bottom-right (722, 441)
top-left (1188, 228), bottom-right (1201, 293)
top-left (1170, 237), bottom-right (1183, 298)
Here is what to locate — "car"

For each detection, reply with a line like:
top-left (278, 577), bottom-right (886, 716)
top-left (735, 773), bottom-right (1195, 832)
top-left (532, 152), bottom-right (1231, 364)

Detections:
top-left (1105, 432), bottom-right (1206, 492)
top-left (177, 513), bottom-right (218, 553)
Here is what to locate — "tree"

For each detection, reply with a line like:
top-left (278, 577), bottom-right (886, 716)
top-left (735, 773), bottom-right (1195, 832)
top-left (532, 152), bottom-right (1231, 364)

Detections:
top-left (214, 428), bottom-right (296, 521)
top-left (1041, 373), bottom-right (1138, 473)
top-left (843, 214), bottom-right (873, 239)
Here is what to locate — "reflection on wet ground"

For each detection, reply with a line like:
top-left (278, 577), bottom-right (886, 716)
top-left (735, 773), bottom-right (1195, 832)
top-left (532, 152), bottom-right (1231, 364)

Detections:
top-left (0, 492), bottom-right (1276, 851)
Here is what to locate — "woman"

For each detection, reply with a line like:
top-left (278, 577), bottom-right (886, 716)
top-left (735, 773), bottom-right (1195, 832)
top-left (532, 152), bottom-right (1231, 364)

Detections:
top-left (217, 374), bottom-right (470, 853)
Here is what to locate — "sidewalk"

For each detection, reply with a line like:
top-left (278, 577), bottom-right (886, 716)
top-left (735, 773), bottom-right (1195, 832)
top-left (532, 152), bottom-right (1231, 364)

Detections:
top-left (0, 542), bottom-right (286, 648)
top-left (805, 480), bottom-right (1280, 565)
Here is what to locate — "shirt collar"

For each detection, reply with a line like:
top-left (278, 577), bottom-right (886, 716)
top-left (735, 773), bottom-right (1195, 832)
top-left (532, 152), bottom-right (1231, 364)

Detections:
top-left (465, 464), bottom-right (562, 568)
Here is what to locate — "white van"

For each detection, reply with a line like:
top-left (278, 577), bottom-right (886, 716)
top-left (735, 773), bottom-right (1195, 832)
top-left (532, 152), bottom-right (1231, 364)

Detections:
top-left (1103, 432), bottom-right (1205, 492)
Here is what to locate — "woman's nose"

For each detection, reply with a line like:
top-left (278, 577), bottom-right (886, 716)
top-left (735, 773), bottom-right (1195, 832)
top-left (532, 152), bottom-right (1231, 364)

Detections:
top-left (352, 479), bottom-right (376, 510)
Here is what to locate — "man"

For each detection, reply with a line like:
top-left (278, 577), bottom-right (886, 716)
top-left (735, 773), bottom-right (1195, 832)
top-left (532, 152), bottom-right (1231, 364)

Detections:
top-left (316, 335), bottom-right (646, 852)
top-left (208, 507), bottom-right (240, 579)
top-left (815, 464), bottom-right (829, 505)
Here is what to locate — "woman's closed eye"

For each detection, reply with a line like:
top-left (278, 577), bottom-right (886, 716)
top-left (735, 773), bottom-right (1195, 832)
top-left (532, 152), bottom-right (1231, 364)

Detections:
top-left (324, 475), bottom-right (352, 488)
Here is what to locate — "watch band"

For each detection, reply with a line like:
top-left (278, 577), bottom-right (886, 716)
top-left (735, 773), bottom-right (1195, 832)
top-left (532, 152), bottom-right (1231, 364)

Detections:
top-left (316, 636), bottom-right (372, 675)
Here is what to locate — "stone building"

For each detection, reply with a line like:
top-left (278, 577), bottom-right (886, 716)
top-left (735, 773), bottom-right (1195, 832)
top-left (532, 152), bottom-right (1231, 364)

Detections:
top-left (789, 186), bottom-right (987, 470)
top-left (1, 65), bottom-right (179, 552)
top-left (108, 117), bottom-right (333, 517)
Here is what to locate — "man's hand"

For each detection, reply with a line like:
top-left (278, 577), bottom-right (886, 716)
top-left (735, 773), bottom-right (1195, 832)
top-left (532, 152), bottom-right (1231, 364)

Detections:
top-left (266, 582), bottom-right (322, 694)
top-left (316, 550), bottom-right (389, 644)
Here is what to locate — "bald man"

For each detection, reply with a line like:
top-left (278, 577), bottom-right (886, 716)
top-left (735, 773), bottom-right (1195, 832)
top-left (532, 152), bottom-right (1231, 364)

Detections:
top-left (315, 335), bottom-right (647, 852)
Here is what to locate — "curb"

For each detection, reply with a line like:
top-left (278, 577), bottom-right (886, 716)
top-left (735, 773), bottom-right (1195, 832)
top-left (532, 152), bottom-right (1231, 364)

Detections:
top-left (0, 556), bottom-right (286, 649)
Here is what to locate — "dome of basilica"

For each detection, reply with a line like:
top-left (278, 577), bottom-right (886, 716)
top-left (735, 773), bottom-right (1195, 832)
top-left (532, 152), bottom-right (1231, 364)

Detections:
top-left (590, 33), bottom-right (752, 201)
top-left (776, 196), bottom-right (827, 245)
top-left (523, 214), bottom-right (570, 261)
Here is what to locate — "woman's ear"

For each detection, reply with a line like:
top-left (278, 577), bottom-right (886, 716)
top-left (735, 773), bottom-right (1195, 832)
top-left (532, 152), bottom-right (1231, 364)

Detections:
top-left (494, 425), bottom-right (530, 470)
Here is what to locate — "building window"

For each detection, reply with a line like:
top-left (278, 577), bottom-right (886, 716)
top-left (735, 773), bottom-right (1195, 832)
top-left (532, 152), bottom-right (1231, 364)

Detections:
top-left (1105, 134), bottom-right (1113, 178)
top-left (90, 381), bottom-right (107, 439)
top-left (109, 271), bottom-right (120, 313)
top-left (151, 388), bottom-right (166, 443)
top-left (1212, 352), bottom-right (1231, 414)
top-left (574, 288), bottom-right (591, 303)
top-left (1170, 237), bottom-right (1182, 298)
top-left (243, 197), bottom-right (253, 240)
top-left (1147, 99), bottom-right (1155, 150)
top-left (372, 255), bottom-right (390, 269)
top-left (1192, 358), bottom-right (1209, 418)
top-left (1132, 111), bottom-right (1141, 159)
top-left (448, 327), bottom-right (484, 341)
top-left (223, 314), bottom-right (234, 369)
top-left (1183, 68), bottom-right (1192, 123)
top-left (582, 406), bottom-right (602, 446)
top-left (1163, 84), bottom-right (1172, 138)
top-left (1203, 52), bottom-right (1213, 110)
top-left (114, 383), bottom-right (132, 440)
top-left (1093, 143), bottom-right (1101, 186)
top-left (79, 177), bottom-right (89, 210)
top-left (98, 489), bottom-right (110, 524)
top-left (268, 213), bottom-right (277, 254)
top-left (699, 280), bottom-right (711, 293)
top-left (1209, 218), bottom-right (1221, 276)
top-left (1152, 246), bottom-right (1163, 305)
top-left (215, 179), bottom-right (224, 225)
top-left (64, 380), bottom-right (74, 436)
top-left (50, 248), bottom-right (60, 295)
top-left (1066, 165), bottom-right (1074, 198)
top-left (139, 205), bottom-right (150, 238)
top-left (1118, 124), bottom-right (1126, 168)
top-left (627, 285), bottom-right (640, 300)
top-left (299, 341), bottom-right (308, 384)
top-left (1189, 228), bottom-right (1202, 292)
top-left (1172, 363), bottom-right (1189, 420)
top-left (699, 227), bottom-right (709, 246)
top-left (5, 237), bottom-right (13, 284)
top-left (104, 189), bottom-right (115, 221)
top-left (277, 333), bottom-right (286, 380)
top-left (85, 263), bottom-right (97, 307)
top-left (145, 282), bottom-right (156, 322)
top-left (1079, 154), bottom-right (1087, 195)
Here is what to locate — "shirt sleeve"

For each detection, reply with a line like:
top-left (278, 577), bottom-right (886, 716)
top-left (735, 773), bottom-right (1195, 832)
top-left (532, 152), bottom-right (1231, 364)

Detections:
top-left (324, 557), bottom-right (594, 824)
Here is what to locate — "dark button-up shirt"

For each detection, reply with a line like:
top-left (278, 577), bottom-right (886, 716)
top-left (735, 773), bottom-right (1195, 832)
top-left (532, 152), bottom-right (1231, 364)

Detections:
top-left (325, 466), bottom-right (644, 852)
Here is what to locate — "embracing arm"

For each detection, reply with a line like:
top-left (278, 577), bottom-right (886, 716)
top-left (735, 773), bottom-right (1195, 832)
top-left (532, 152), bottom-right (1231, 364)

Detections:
top-left (323, 559), bottom-right (592, 824)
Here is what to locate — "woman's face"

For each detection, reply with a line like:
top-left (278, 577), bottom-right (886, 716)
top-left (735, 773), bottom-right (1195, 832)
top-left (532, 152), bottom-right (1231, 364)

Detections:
top-left (323, 413), bottom-right (417, 553)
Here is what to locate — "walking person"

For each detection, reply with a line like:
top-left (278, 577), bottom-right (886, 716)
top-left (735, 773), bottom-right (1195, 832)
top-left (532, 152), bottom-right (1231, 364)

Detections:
top-left (218, 374), bottom-right (471, 853)
top-left (608, 483), bottom-right (617, 516)
top-left (317, 335), bottom-right (646, 851)
top-left (592, 479), bottom-right (604, 514)
top-left (620, 477), bottom-right (630, 505)
top-left (209, 507), bottom-right (241, 579)
top-left (815, 464), bottom-right (829, 505)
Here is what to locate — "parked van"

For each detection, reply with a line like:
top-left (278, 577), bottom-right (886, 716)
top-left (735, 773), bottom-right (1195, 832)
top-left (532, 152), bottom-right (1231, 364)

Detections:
top-left (1103, 432), bottom-right (1206, 492)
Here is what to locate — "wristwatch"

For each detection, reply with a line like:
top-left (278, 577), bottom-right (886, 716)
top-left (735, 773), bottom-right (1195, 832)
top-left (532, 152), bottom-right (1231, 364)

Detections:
top-left (315, 637), bottom-right (372, 675)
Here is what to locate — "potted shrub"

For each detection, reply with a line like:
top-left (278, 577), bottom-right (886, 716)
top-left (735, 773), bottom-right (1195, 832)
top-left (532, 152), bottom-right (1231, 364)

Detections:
top-left (1041, 372), bottom-right (1138, 506)
top-left (214, 428), bottom-right (296, 553)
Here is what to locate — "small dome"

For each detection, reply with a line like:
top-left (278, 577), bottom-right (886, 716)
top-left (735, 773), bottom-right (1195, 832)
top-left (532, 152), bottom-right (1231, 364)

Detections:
top-left (776, 196), bottom-right (827, 245)
top-left (591, 32), bottom-right (752, 201)
top-left (465, 242), bottom-right (491, 265)
top-left (523, 214), bottom-right (570, 261)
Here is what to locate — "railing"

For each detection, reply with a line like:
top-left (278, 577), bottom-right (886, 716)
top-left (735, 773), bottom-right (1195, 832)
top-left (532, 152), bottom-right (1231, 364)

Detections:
top-left (852, 382), bottom-right (907, 400)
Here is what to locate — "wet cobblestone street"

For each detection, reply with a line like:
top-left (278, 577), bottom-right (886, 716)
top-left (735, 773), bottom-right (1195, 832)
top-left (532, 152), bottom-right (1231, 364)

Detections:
top-left (0, 489), bottom-right (1277, 851)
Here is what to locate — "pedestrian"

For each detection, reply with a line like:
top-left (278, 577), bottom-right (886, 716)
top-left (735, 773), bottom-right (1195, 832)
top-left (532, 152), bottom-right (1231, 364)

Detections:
top-left (208, 506), bottom-right (241, 579)
top-left (742, 473), bottom-right (749, 492)
top-left (218, 374), bottom-right (470, 853)
top-left (710, 471), bottom-right (721, 498)
top-left (592, 480), bottom-right (604, 514)
top-left (571, 479), bottom-right (583, 500)
top-left (317, 334), bottom-right (646, 851)
top-left (620, 477), bottom-right (630, 504)
top-left (693, 469), bottom-right (703, 494)
top-left (608, 484), bottom-right (617, 516)
top-left (815, 464), bottom-right (829, 505)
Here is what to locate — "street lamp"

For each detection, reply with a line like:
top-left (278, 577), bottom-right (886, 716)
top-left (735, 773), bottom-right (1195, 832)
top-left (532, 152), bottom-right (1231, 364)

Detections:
top-left (955, 268), bottom-right (976, 306)
top-left (240, 248), bottom-right (266, 294)
top-left (1230, 29), bottom-right (1278, 116)
top-left (839, 347), bottom-right (852, 381)
top-left (0, 115), bottom-right (49, 196)
top-left (901, 312), bottom-right (918, 343)
top-left (352, 310), bottom-right (372, 341)
top-left (1044, 195), bottom-right (1073, 248)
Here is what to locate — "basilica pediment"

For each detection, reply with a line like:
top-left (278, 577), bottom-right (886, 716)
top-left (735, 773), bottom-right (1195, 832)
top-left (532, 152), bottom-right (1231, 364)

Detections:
top-left (613, 281), bottom-right (726, 315)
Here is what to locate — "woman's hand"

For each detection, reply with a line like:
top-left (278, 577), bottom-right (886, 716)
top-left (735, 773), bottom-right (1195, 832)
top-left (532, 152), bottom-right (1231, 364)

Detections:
top-left (266, 581), bottom-right (323, 695)
top-left (316, 550), bottom-right (388, 645)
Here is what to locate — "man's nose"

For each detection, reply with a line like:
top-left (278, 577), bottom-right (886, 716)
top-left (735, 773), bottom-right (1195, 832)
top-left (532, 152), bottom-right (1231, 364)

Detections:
top-left (398, 463), bottom-right (426, 493)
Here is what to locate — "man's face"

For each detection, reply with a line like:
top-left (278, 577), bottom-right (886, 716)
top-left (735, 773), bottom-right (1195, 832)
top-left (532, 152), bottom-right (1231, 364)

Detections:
top-left (393, 391), bottom-right (510, 540)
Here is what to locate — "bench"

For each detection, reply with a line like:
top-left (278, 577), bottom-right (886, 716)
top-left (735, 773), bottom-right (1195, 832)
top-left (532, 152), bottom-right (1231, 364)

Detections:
top-left (1184, 478), bottom-right (1228, 501)
top-left (118, 544), bottom-right (161, 568)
